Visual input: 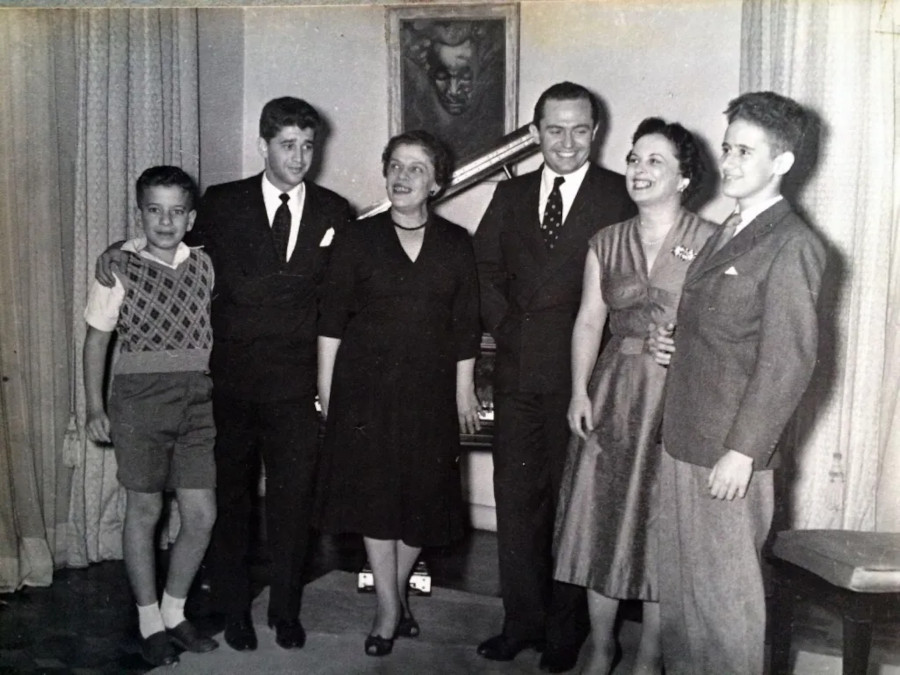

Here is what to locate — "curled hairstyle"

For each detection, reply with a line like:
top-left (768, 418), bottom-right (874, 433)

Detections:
top-left (725, 91), bottom-right (807, 155)
top-left (136, 165), bottom-right (198, 210)
top-left (381, 130), bottom-right (454, 193)
top-left (532, 81), bottom-right (600, 128)
top-left (632, 117), bottom-right (706, 203)
top-left (259, 97), bottom-right (321, 142)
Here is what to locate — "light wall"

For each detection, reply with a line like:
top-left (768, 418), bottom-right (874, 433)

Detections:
top-left (197, 0), bottom-right (744, 529)
top-left (200, 0), bottom-right (742, 224)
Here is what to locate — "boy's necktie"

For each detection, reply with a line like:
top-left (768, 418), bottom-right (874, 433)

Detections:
top-left (541, 176), bottom-right (566, 249)
top-left (272, 193), bottom-right (291, 261)
top-left (712, 211), bottom-right (742, 254)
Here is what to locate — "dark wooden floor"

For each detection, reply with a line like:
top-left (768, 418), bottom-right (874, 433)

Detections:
top-left (0, 525), bottom-right (501, 673)
top-left (2, 519), bottom-right (898, 673)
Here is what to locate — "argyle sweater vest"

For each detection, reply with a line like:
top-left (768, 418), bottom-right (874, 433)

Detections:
top-left (114, 249), bottom-right (214, 375)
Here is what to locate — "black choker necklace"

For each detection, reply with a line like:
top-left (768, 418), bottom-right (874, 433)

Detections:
top-left (393, 221), bottom-right (427, 231)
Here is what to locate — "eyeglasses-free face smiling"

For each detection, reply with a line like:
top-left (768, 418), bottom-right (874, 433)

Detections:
top-left (137, 185), bottom-right (196, 263)
top-left (530, 97), bottom-right (597, 176)
top-left (720, 118), bottom-right (793, 210)
top-left (625, 133), bottom-right (688, 207)
top-left (385, 143), bottom-right (439, 214)
top-left (258, 125), bottom-right (316, 192)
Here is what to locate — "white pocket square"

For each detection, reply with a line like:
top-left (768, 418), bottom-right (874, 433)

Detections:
top-left (319, 228), bottom-right (335, 247)
top-left (724, 266), bottom-right (739, 276)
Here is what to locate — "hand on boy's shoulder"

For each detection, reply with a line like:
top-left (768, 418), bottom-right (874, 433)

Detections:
top-left (94, 244), bottom-right (140, 288)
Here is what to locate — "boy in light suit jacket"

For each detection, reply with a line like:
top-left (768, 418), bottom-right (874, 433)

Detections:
top-left (651, 91), bottom-right (826, 674)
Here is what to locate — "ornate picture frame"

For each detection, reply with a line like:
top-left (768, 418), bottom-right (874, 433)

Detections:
top-left (387, 3), bottom-right (520, 164)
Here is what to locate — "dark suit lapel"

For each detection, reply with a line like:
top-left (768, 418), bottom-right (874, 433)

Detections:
top-left (236, 175), bottom-right (280, 272)
top-left (514, 172), bottom-right (549, 267)
top-left (687, 200), bottom-right (791, 282)
top-left (527, 166), bottom-right (600, 295)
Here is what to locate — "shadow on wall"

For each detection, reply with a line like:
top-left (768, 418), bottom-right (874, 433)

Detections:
top-left (768, 108), bottom-right (847, 532)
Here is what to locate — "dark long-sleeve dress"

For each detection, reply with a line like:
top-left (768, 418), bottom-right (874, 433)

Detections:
top-left (315, 211), bottom-right (481, 547)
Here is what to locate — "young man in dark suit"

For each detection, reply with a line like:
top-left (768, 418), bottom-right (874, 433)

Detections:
top-left (193, 97), bottom-right (354, 652)
top-left (651, 91), bottom-right (826, 674)
top-left (473, 81), bottom-right (636, 673)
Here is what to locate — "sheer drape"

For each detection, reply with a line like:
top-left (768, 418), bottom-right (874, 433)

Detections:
top-left (0, 8), bottom-right (199, 590)
top-left (741, 0), bottom-right (899, 530)
top-left (0, 10), bottom-right (74, 592)
top-left (65, 8), bottom-right (200, 567)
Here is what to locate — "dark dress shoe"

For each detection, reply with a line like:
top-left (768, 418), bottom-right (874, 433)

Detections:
top-left (396, 612), bottom-right (420, 638)
top-left (539, 642), bottom-right (583, 673)
top-left (268, 618), bottom-right (306, 649)
top-left (140, 630), bottom-right (179, 667)
top-left (224, 612), bottom-right (257, 651)
top-left (477, 634), bottom-right (546, 661)
top-left (364, 633), bottom-right (395, 657)
top-left (167, 620), bottom-right (219, 653)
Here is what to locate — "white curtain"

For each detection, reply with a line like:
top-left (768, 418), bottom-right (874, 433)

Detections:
top-left (64, 8), bottom-right (201, 567)
top-left (741, 0), bottom-right (899, 530)
top-left (0, 10), bottom-right (73, 592)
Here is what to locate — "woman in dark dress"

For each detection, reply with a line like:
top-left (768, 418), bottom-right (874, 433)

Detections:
top-left (552, 119), bottom-right (715, 674)
top-left (316, 130), bottom-right (481, 657)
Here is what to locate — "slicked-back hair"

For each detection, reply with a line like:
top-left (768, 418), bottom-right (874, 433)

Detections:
top-left (725, 91), bottom-right (807, 155)
top-left (136, 165), bottom-right (198, 210)
top-left (532, 81), bottom-right (600, 128)
top-left (259, 97), bottom-right (321, 142)
top-left (631, 117), bottom-right (706, 203)
top-left (381, 129), bottom-right (454, 193)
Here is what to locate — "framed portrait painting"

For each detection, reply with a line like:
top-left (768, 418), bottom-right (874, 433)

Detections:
top-left (387, 4), bottom-right (519, 165)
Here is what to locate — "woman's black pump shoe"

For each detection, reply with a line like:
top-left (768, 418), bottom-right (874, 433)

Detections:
top-left (396, 613), bottom-right (420, 638)
top-left (364, 633), bottom-right (395, 656)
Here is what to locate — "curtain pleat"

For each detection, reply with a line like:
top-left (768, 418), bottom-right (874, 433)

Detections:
top-left (742, 0), bottom-right (898, 531)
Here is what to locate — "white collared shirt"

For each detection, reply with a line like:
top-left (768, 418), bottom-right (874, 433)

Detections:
top-left (261, 173), bottom-right (306, 262)
top-left (734, 195), bottom-right (783, 237)
top-left (538, 161), bottom-right (591, 225)
top-left (84, 236), bottom-right (195, 331)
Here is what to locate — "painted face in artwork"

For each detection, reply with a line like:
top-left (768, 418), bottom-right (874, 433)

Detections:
top-left (429, 40), bottom-right (476, 116)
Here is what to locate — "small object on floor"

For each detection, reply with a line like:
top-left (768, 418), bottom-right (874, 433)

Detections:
top-left (268, 617), bottom-right (306, 649)
top-left (140, 630), bottom-right (179, 667)
top-left (476, 633), bottom-right (546, 661)
top-left (357, 559), bottom-right (432, 595)
top-left (397, 612), bottom-right (420, 638)
top-left (224, 611), bottom-right (257, 651)
top-left (167, 620), bottom-right (219, 653)
top-left (539, 642), bottom-right (583, 673)
top-left (364, 633), bottom-right (395, 657)
top-left (409, 560), bottom-right (432, 595)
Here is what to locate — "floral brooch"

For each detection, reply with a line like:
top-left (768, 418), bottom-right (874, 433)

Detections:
top-left (672, 245), bottom-right (696, 262)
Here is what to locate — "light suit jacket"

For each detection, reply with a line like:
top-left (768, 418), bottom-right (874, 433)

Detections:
top-left (662, 199), bottom-right (826, 469)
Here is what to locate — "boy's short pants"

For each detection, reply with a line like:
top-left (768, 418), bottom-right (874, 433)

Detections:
top-left (108, 371), bottom-right (216, 493)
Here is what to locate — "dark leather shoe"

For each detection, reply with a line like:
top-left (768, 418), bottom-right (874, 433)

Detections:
top-left (477, 634), bottom-right (546, 661)
top-left (539, 642), bottom-right (582, 673)
top-left (224, 612), bottom-right (257, 651)
top-left (167, 620), bottom-right (219, 653)
top-left (268, 618), bottom-right (306, 649)
top-left (140, 630), bottom-right (179, 667)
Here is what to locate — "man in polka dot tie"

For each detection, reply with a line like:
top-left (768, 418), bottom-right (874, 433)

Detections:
top-left (473, 82), bottom-right (636, 673)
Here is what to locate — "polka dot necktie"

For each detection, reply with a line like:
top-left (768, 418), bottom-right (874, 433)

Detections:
top-left (272, 192), bottom-right (292, 262)
top-left (541, 176), bottom-right (566, 249)
top-left (712, 211), bottom-right (742, 254)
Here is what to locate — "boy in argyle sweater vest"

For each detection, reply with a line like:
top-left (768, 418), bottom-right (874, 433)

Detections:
top-left (83, 166), bottom-right (218, 667)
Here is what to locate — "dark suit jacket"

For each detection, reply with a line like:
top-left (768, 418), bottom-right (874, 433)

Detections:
top-left (188, 173), bottom-right (354, 401)
top-left (662, 199), bottom-right (826, 469)
top-left (473, 164), bottom-right (635, 394)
